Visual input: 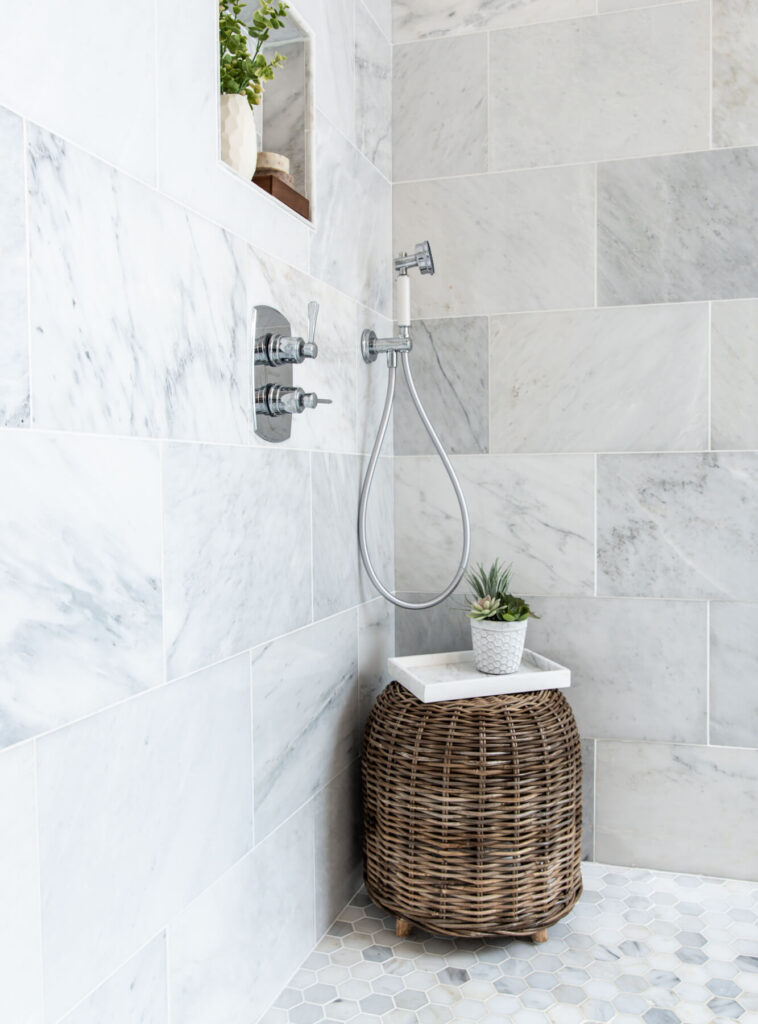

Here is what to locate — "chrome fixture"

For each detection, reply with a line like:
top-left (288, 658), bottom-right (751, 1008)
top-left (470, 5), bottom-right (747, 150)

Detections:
top-left (359, 242), bottom-right (471, 611)
top-left (253, 302), bottom-right (330, 443)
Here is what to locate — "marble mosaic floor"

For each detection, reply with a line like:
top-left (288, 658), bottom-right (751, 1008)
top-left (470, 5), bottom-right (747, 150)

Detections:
top-left (262, 863), bottom-right (758, 1024)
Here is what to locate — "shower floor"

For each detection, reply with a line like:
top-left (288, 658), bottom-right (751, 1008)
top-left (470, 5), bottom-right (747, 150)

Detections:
top-left (261, 862), bottom-right (758, 1024)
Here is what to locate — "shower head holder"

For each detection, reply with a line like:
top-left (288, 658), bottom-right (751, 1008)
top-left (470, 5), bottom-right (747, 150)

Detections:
top-left (394, 241), bottom-right (435, 277)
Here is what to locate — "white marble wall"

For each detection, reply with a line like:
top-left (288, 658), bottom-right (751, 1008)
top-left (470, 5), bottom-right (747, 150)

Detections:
top-left (392, 0), bottom-right (758, 881)
top-left (0, 0), bottom-right (394, 1020)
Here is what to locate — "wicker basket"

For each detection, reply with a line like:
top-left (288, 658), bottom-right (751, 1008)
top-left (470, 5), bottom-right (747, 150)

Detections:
top-left (362, 682), bottom-right (583, 939)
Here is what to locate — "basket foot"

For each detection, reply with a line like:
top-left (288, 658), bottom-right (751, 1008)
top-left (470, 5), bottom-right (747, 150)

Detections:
top-left (531, 929), bottom-right (548, 944)
top-left (396, 917), bottom-right (413, 938)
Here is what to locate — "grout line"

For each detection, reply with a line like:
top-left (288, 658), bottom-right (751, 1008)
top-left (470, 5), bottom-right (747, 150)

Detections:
top-left (248, 653), bottom-right (256, 849)
top-left (394, 447), bottom-right (756, 459)
top-left (485, 29), bottom-right (491, 174)
top-left (592, 738), bottom-right (597, 862)
top-left (22, 117), bottom-right (33, 428)
top-left (32, 740), bottom-right (45, 1024)
top-left (158, 443), bottom-right (168, 685)
top-left (707, 300), bottom-right (713, 450)
top-left (390, 298), bottom-right (714, 321)
top-left (708, 0), bottom-right (714, 149)
top-left (706, 599), bottom-right (711, 745)
top-left (357, 0), bottom-right (391, 44)
top-left (594, 162), bottom-right (599, 307)
top-left (309, 451), bottom-right (315, 624)
top-left (593, 453), bottom-right (598, 597)
top-left (153, 0), bottom-right (160, 189)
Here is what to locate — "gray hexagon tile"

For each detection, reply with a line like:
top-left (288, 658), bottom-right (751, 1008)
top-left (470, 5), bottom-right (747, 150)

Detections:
top-left (259, 863), bottom-right (758, 1024)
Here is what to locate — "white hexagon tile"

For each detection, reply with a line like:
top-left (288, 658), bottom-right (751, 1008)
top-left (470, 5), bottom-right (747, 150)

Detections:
top-left (260, 863), bottom-right (758, 1024)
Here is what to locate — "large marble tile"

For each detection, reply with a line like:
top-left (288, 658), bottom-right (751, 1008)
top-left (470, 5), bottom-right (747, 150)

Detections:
top-left (162, 444), bottom-right (312, 680)
top-left (596, 741), bottom-right (758, 880)
top-left (261, 40), bottom-right (307, 195)
top-left (0, 0), bottom-right (155, 183)
top-left (358, 597), bottom-right (395, 726)
top-left (311, 113), bottom-right (392, 316)
top-left (312, 452), bottom-right (393, 618)
top-left (711, 299), bottom-right (758, 450)
top-left (490, 3), bottom-right (708, 171)
top-left (581, 738), bottom-right (595, 862)
top-left (490, 305), bottom-right (708, 453)
top-left (394, 166), bottom-right (595, 317)
top-left (394, 35), bottom-right (487, 181)
top-left (362, 0), bottom-right (391, 39)
top-left (314, 762), bottom-right (362, 934)
top-left (28, 127), bottom-right (249, 444)
top-left (37, 656), bottom-right (253, 1021)
top-left (0, 106), bottom-right (28, 427)
top-left (356, 0), bottom-right (391, 179)
top-left (155, 0), bottom-right (308, 270)
top-left (0, 432), bottom-right (162, 749)
top-left (61, 936), bottom-right (167, 1024)
top-left (356, 307), bottom-right (393, 457)
top-left (392, 0), bottom-right (595, 43)
top-left (713, 0), bottom-right (758, 148)
top-left (395, 318), bottom-right (488, 456)
top-left (598, 453), bottom-right (758, 600)
top-left (394, 592), bottom-right (472, 657)
top-left (0, 743), bottom-right (43, 1024)
top-left (318, 0), bottom-right (356, 142)
top-left (710, 602), bottom-right (758, 748)
top-left (252, 610), bottom-right (359, 839)
top-left (168, 806), bottom-right (315, 1024)
top-left (395, 454), bottom-right (595, 596)
top-left (527, 597), bottom-right (708, 743)
top-left (598, 147), bottom-right (758, 305)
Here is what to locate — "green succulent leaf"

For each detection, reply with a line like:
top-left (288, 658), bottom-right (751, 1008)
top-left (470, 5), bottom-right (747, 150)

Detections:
top-left (464, 560), bottom-right (540, 622)
top-left (220, 0), bottom-right (289, 109)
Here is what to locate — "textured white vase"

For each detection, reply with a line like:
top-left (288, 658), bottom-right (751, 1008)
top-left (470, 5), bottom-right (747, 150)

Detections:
top-left (220, 93), bottom-right (258, 180)
top-left (470, 619), bottom-right (528, 675)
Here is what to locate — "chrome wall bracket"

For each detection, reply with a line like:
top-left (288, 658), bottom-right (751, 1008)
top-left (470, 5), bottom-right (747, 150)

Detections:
top-left (361, 327), bottom-right (412, 365)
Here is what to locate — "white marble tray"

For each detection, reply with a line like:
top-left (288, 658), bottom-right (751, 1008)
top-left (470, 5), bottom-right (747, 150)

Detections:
top-left (388, 648), bottom-right (571, 703)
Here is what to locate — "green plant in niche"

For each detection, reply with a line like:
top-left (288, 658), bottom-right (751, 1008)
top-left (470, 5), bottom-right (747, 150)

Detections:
top-left (219, 0), bottom-right (289, 109)
top-left (465, 559), bottom-right (539, 623)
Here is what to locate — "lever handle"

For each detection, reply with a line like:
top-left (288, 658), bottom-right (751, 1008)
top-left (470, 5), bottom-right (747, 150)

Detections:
top-left (255, 385), bottom-right (332, 417)
top-left (299, 392), bottom-right (332, 411)
top-left (307, 301), bottom-right (319, 348)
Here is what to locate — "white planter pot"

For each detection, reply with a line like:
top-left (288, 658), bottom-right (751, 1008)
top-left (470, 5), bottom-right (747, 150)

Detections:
top-left (220, 93), bottom-right (258, 180)
top-left (470, 618), bottom-right (528, 675)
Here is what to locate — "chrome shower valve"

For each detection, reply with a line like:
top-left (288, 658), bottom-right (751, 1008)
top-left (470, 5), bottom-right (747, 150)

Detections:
top-left (255, 300), bottom-right (320, 366)
top-left (255, 384), bottom-right (332, 417)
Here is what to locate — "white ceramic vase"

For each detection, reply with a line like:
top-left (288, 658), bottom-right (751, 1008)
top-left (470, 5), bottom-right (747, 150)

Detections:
top-left (470, 618), bottom-right (528, 675)
top-left (220, 93), bottom-right (259, 180)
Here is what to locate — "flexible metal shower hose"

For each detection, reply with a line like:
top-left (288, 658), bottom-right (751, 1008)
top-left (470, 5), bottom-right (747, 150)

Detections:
top-left (358, 350), bottom-right (471, 610)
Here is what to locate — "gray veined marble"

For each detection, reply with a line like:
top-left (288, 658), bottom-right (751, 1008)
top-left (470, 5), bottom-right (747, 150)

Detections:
top-left (581, 739), bottom-right (595, 862)
top-left (60, 936), bottom-right (167, 1024)
top-left (252, 609), bottom-right (359, 840)
top-left (598, 147), bottom-right (758, 305)
top-left (599, 0), bottom-right (692, 9)
top-left (394, 591), bottom-right (471, 657)
top-left (713, 0), bottom-right (758, 149)
top-left (393, 35), bottom-right (487, 181)
top-left (261, 40), bottom-right (307, 195)
top-left (711, 299), bottom-right (758, 450)
top-left (317, 0), bottom-right (355, 143)
top-left (358, 598), bottom-right (395, 727)
top-left (0, 431), bottom-right (163, 750)
top-left (394, 166), bottom-right (594, 318)
top-left (597, 452), bottom-right (758, 600)
top-left (27, 125), bottom-right (249, 444)
top-left (162, 443), bottom-right (312, 681)
top-left (489, 2), bottom-right (708, 171)
top-left (395, 317), bottom-right (488, 456)
top-left (490, 304), bottom-right (709, 453)
top-left (526, 597), bottom-right (708, 744)
top-left (356, 1), bottom-right (392, 179)
top-left (0, 106), bottom-right (28, 427)
top-left (392, 0), bottom-right (595, 44)
top-left (710, 602), bottom-right (758, 748)
top-left (314, 763), bottom-right (363, 935)
top-left (362, 0), bottom-right (391, 40)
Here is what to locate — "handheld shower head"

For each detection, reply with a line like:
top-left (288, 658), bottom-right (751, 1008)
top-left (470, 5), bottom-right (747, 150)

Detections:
top-left (394, 240), bottom-right (435, 277)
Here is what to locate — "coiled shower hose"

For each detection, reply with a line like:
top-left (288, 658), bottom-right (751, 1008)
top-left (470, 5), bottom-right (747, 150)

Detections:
top-left (358, 350), bottom-right (471, 611)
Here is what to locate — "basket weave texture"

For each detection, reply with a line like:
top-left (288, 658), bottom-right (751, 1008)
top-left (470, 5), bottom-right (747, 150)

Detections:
top-left (362, 682), bottom-right (583, 937)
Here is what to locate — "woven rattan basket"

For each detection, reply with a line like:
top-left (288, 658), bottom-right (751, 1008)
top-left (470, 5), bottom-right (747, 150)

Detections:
top-left (362, 682), bottom-right (583, 940)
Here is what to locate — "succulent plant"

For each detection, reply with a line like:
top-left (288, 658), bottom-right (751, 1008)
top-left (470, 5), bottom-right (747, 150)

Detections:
top-left (465, 561), bottom-right (539, 623)
top-left (469, 596), bottom-right (502, 621)
top-left (219, 0), bottom-right (289, 110)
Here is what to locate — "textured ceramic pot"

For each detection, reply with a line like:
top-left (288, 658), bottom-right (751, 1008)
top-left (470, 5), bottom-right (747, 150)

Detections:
top-left (220, 93), bottom-right (258, 180)
top-left (470, 618), bottom-right (528, 675)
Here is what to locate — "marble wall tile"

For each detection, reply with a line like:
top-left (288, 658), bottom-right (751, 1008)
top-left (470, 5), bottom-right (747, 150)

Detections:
top-left (0, 0), bottom-right (155, 184)
top-left (318, 0), bottom-right (356, 143)
top-left (252, 609), bottom-right (359, 840)
top-left (356, 1), bottom-right (392, 179)
top-left (598, 148), bottom-right (758, 305)
top-left (0, 106), bottom-right (28, 427)
top-left (168, 808), bottom-right (315, 1024)
top-left (396, 318), bottom-right (488, 456)
top-left (581, 738), bottom-right (595, 862)
top-left (61, 936), bottom-right (167, 1024)
top-left (162, 444), bottom-right (312, 680)
top-left (489, 3), bottom-right (708, 171)
top-left (395, 454), bottom-right (595, 595)
top-left (262, 40), bottom-right (307, 195)
top-left (490, 305), bottom-right (709, 453)
top-left (394, 35), bottom-right (487, 181)
top-left (0, 743), bottom-right (43, 1024)
top-left (358, 598), bottom-right (395, 726)
top-left (311, 113), bottom-right (392, 316)
top-left (356, 308), bottom-right (393, 457)
top-left (595, 741), bottom-right (758, 880)
top-left (394, 166), bottom-right (595, 317)
top-left (711, 299), bottom-right (758, 450)
top-left (28, 127), bottom-right (249, 444)
top-left (394, 592), bottom-right (471, 657)
top-left (36, 657), bottom-right (253, 1021)
top-left (527, 597), bottom-right (708, 743)
top-left (392, 0), bottom-right (595, 44)
top-left (710, 602), bottom-right (758, 748)
top-left (314, 762), bottom-right (363, 934)
top-left (713, 0), bottom-right (758, 149)
top-left (598, 453), bottom-right (758, 600)
top-left (362, 0), bottom-right (391, 39)
top-left (599, 0), bottom-right (691, 10)
top-left (0, 432), bottom-right (162, 749)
